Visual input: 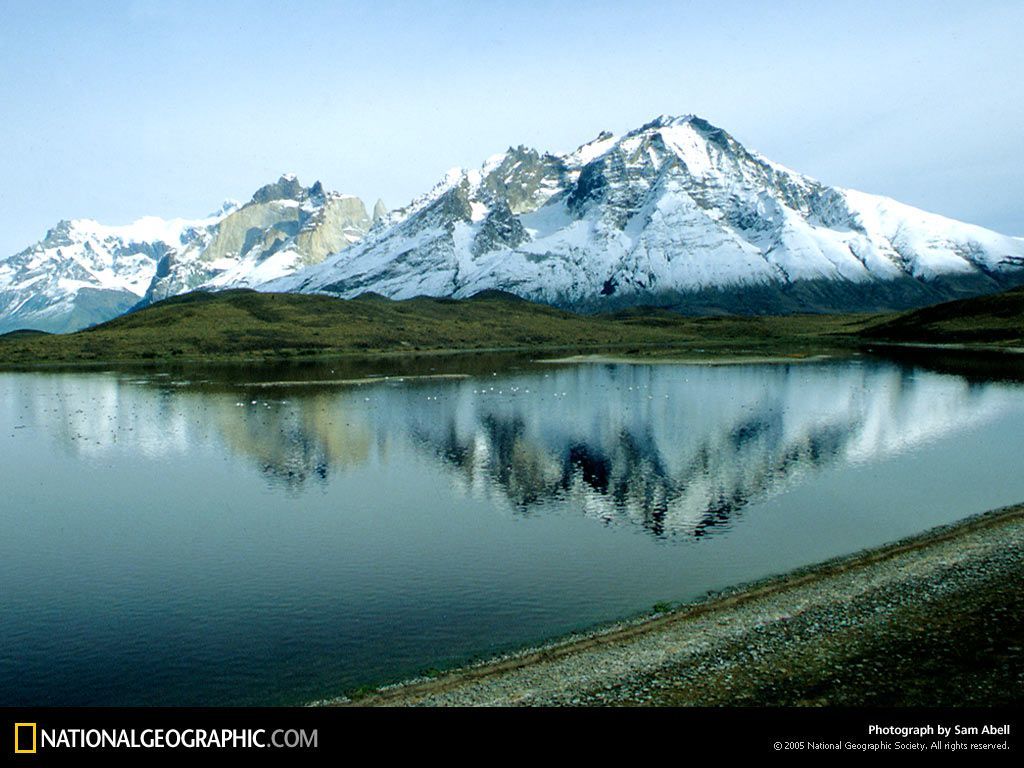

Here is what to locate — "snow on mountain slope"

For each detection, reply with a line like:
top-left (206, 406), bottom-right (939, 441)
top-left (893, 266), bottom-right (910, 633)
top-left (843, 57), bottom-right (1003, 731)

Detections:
top-left (139, 176), bottom-right (376, 305)
top-left (0, 209), bottom-right (231, 334)
top-left (0, 176), bottom-right (379, 333)
top-left (271, 115), bottom-right (1024, 313)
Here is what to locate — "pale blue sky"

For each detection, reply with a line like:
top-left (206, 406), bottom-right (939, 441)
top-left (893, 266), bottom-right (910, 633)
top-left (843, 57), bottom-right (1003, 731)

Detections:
top-left (1, 0), bottom-right (1021, 255)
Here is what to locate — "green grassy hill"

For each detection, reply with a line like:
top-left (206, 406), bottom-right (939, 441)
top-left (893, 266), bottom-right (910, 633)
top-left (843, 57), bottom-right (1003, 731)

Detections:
top-left (0, 329), bottom-right (51, 341)
top-left (0, 289), bottom-right (873, 365)
top-left (4, 285), bottom-right (1021, 367)
top-left (860, 285), bottom-right (1024, 346)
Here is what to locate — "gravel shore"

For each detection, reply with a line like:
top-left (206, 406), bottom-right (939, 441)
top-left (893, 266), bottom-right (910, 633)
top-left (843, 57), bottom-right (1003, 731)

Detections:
top-left (342, 504), bottom-right (1024, 707)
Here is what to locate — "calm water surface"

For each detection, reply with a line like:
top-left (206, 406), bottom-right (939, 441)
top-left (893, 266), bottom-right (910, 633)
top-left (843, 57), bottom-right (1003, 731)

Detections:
top-left (2, 355), bottom-right (1024, 705)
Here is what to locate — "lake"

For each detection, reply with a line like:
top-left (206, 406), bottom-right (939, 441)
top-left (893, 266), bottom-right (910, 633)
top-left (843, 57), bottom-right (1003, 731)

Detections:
top-left (3, 353), bottom-right (1024, 705)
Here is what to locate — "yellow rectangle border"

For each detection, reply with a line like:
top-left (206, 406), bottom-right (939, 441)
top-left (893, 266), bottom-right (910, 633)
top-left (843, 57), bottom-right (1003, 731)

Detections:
top-left (14, 723), bottom-right (37, 754)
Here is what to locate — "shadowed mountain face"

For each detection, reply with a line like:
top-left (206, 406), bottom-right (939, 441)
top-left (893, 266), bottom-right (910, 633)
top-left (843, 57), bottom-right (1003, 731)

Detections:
top-left (9, 359), bottom-right (1021, 539)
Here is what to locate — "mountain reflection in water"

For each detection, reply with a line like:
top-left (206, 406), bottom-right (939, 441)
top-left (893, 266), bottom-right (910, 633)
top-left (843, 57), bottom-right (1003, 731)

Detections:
top-left (11, 360), bottom-right (1018, 539)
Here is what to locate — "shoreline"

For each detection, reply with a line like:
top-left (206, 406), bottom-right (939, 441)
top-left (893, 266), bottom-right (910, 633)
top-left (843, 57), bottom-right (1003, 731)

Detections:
top-left (3, 339), bottom-right (1022, 373)
top-left (237, 372), bottom-right (472, 387)
top-left (329, 503), bottom-right (1024, 706)
top-left (535, 352), bottom-right (840, 366)
top-left (0, 340), bottom-right (857, 371)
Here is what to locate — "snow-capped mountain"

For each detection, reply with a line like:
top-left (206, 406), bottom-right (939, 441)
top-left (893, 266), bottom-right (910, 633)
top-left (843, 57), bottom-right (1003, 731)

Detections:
top-left (0, 210), bottom-right (227, 334)
top-left (271, 115), bottom-right (1024, 313)
top-left (4, 114), bottom-right (1023, 333)
top-left (0, 176), bottom-right (383, 333)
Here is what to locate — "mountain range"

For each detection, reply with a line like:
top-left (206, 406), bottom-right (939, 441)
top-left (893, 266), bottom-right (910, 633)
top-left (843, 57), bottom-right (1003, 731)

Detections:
top-left (3, 114), bottom-right (1023, 333)
top-left (0, 176), bottom-right (386, 333)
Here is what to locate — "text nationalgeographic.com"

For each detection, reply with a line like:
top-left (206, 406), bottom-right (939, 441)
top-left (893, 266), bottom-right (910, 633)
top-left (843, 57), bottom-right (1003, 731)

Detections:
top-left (13, 724), bottom-right (317, 754)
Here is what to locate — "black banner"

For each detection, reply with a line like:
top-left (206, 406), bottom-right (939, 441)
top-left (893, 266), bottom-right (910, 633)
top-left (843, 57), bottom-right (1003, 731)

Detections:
top-left (2, 707), bottom-right (1019, 765)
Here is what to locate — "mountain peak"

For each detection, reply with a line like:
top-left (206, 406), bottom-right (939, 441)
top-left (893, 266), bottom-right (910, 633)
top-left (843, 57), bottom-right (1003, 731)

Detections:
top-left (637, 114), bottom-right (697, 131)
top-left (624, 114), bottom-right (736, 157)
top-left (250, 174), bottom-right (309, 204)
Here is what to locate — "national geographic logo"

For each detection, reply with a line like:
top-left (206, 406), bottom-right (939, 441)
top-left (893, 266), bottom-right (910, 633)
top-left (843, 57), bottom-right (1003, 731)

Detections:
top-left (14, 723), bottom-right (37, 754)
top-left (9, 722), bottom-right (316, 754)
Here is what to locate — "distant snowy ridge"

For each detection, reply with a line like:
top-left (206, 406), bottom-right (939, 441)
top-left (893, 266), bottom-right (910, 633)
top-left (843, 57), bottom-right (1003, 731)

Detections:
top-left (270, 115), bottom-right (1024, 313)
top-left (0, 209), bottom-right (232, 334)
top-left (0, 176), bottom-right (385, 333)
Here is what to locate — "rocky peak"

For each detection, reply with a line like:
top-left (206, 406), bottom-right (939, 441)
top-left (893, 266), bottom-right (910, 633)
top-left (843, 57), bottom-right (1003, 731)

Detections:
top-left (472, 198), bottom-right (529, 256)
top-left (431, 182), bottom-right (475, 227)
top-left (636, 113), bottom-right (696, 132)
top-left (478, 146), bottom-right (567, 214)
top-left (250, 174), bottom-right (309, 204)
top-left (42, 220), bottom-right (75, 248)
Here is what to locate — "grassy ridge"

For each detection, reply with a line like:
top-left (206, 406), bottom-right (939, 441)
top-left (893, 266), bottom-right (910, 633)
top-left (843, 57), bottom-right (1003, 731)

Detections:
top-left (859, 285), bottom-right (1024, 345)
top-left (0, 289), bottom-right (877, 365)
top-left (1, 284), bottom-right (1022, 366)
